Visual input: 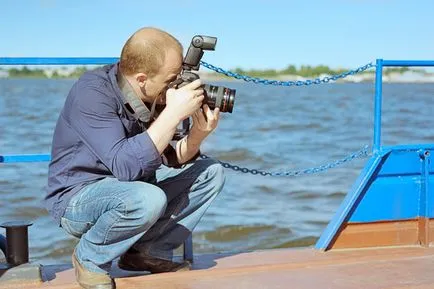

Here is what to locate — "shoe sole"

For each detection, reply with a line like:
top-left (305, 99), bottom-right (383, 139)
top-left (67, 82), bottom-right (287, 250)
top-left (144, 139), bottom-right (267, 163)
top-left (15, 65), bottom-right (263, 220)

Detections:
top-left (118, 260), bottom-right (191, 273)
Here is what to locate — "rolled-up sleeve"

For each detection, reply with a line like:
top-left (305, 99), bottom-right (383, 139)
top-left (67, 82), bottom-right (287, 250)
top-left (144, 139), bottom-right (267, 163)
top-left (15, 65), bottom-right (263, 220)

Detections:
top-left (67, 84), bottom-right (162, 181)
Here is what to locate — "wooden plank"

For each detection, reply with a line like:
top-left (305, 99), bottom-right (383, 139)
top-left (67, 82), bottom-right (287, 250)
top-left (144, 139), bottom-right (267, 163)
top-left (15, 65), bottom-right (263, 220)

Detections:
top-left (1, 247), bottom-right (434, 289)
top-left (331, 219), bottom-right (426, 249)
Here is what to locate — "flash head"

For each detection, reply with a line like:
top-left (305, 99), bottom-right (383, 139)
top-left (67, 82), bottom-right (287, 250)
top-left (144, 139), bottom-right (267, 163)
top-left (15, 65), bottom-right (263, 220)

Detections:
top-left (183, 35), bottom-right (217, 70)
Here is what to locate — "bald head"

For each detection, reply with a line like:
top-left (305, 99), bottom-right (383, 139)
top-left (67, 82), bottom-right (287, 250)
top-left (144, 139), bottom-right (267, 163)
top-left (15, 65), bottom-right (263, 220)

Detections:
top-left (119, 27), bottom-right (183, 76)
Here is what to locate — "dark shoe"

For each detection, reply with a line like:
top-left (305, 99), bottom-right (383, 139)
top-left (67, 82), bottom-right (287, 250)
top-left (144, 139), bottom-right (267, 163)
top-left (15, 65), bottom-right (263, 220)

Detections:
top-left (72, 249), bottom-right (115, 289)
top-left (118, 250), bottom-right (191, 273)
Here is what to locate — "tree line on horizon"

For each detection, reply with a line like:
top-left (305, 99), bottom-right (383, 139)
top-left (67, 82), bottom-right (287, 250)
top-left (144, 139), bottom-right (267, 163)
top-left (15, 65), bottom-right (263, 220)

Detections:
top-left (2, 66), bottom-right (88, 78)
top-left (227, 65), bottom-right (420, 78)
top-left (0, 65), bottom-right (426, 78)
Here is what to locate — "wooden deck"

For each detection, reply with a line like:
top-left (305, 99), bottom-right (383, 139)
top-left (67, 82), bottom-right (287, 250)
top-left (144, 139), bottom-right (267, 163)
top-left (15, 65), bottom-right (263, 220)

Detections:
top-left (2, 246), bottom-right (434, 288)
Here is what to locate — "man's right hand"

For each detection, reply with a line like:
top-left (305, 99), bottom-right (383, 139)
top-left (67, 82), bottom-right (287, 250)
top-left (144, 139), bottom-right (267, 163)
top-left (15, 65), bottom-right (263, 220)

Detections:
top-left (165, 79), bottom-right (205, 122)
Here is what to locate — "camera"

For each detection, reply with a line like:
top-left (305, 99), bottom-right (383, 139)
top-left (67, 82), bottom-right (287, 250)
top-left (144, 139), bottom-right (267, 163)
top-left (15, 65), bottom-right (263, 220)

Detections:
top-left (172, 35), bottom-right (236, 139)
top-left (175, 35), bottom-right (236, 113)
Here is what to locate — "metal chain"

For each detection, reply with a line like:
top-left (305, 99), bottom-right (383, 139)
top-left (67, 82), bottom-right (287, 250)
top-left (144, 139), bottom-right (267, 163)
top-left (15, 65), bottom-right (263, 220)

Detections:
top-left (200, 61), bottom-right (375, 86)
top-left (200, 145), bottom-right (370, 177)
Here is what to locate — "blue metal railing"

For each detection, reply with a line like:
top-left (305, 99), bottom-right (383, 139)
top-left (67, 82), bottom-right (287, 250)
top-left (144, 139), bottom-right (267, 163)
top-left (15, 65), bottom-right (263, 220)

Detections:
top-left (0, 57), bottom-right (119, 65)
top-left (381, 60), bottom-right (434, 67)
top-left (372, 60), bottom-right (434, 154)
top-left (0, 154), bottom-right (51, 163)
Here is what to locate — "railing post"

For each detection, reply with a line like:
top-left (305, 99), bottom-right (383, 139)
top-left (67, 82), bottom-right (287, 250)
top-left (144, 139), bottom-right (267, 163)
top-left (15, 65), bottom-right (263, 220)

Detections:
top-left (418, 150), bottom-right (431, 246)
top-left (373, 59), bottom-right (383, 154)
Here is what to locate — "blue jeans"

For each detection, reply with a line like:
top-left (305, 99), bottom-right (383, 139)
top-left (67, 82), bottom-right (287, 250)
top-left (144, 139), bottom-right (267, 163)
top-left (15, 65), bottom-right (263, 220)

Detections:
top-left (60, 158), bottom-right (225, 273)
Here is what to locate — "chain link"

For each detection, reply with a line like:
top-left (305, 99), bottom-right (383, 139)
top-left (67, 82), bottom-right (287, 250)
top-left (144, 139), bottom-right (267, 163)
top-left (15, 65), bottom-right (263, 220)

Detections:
top-left (200, 61), bottom-right (375, 86)
top-left (200, 145), bottom-right (370, 177)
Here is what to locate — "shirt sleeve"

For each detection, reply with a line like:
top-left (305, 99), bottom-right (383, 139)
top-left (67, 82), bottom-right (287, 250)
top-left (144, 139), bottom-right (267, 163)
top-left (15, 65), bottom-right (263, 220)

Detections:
top-left (66, 83), bottom-right (162, 181)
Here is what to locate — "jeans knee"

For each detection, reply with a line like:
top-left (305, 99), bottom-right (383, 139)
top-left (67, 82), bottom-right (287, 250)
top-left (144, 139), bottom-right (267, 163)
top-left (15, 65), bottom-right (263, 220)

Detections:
top-left (119, 183), bottom-right (167, 225)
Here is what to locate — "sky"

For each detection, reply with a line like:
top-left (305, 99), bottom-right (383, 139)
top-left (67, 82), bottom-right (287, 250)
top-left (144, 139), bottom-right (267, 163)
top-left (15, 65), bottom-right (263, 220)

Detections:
top-left (1, 0), bottom-right (433, 71)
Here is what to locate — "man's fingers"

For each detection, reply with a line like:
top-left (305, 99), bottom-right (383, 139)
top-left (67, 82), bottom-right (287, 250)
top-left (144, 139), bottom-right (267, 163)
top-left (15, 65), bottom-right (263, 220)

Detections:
top-left (196, 88), bottom-right (205, 97)
top-left (203, 105), bottom-right (214, 120)
top-left (203, 105), bottom-right (221, 126)
top-left (192, 111), bottom-right (199, 124)
top-left (213, 107), bottom-right (220, 121)
top-left (194, 110), bottom-right (206, 127)
top-left (195, 94), bottom-right (204, 102)
top-left (181, 79), bottom-right (202, 90)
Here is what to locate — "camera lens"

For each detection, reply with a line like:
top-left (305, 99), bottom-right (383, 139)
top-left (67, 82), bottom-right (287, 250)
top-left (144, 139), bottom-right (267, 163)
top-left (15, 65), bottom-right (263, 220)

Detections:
top-left (203, 84), bottom-right (236, 113)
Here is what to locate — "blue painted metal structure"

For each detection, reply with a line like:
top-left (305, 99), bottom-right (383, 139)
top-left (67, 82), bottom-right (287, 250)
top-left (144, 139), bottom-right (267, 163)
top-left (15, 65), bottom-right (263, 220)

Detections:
top-left (315, 60), bottom-right (434, 250)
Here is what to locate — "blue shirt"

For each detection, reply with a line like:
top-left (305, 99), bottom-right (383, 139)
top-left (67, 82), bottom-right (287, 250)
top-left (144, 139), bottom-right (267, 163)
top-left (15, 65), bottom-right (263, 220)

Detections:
top-left (44, 63), bottom-right (163, 225)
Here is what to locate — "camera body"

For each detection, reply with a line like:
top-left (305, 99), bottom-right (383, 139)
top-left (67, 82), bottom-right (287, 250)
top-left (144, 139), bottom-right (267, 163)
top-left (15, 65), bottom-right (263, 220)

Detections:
top-left (172, 35), bottom-right (236, 140)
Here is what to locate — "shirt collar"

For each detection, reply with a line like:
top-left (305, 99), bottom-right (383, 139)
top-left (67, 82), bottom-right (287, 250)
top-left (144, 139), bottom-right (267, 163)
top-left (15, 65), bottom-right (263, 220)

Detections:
top-left (109, 63), bottom-right (152, 123)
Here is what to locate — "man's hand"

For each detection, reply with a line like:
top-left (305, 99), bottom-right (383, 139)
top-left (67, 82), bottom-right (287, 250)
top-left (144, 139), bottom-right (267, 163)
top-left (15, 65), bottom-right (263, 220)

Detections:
top-left (175, 104), bottom-right (220, 164)
top-left (148, 79), bottom-right (204, 155)
top-left (165, 79), bottom-right (204, 122)
top-left (190, 104), bottom-right (220, 141)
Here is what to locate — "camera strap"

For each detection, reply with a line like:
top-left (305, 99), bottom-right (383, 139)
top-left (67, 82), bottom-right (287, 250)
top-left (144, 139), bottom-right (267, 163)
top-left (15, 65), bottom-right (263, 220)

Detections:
top-left (117, 70), bottom-right (157, 125)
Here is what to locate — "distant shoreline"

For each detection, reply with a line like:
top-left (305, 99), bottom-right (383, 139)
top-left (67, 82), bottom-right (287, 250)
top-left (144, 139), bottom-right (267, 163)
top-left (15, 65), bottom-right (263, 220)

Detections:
top-left (197, 71), bottom-right (434, 83)
top-left (1, 69), bottom-right (434, 83)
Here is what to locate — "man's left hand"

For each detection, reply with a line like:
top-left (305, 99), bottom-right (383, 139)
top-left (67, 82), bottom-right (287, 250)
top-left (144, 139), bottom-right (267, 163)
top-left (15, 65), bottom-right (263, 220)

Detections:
top-left (190, 104), bottom-right (220, 140)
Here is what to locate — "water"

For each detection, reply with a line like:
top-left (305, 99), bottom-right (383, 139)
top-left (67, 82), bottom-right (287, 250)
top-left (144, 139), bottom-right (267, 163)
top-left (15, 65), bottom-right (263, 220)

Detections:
top-left (0, 78), bottom-right (433, 266)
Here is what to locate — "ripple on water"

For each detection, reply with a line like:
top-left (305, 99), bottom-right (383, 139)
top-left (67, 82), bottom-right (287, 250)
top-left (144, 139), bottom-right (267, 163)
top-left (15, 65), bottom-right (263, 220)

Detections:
top-left (213, 148), bottom-right (265, 162)
top-left (254, 184), bottom-right (279, 194)
top-left (271, 236), bottom-right (318, 249)
top-left (199, 224), bottom-right (292, 242)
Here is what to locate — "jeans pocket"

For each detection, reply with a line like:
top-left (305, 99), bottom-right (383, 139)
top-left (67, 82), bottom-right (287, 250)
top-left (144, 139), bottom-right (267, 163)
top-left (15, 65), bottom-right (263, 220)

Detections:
top-left (60, 217), bottom-right (94, 238)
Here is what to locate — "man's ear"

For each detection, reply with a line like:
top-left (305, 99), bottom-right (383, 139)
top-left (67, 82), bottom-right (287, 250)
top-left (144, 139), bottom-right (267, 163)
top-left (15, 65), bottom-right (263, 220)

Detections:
top-left (135, 73), bottom-right (147, 88)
